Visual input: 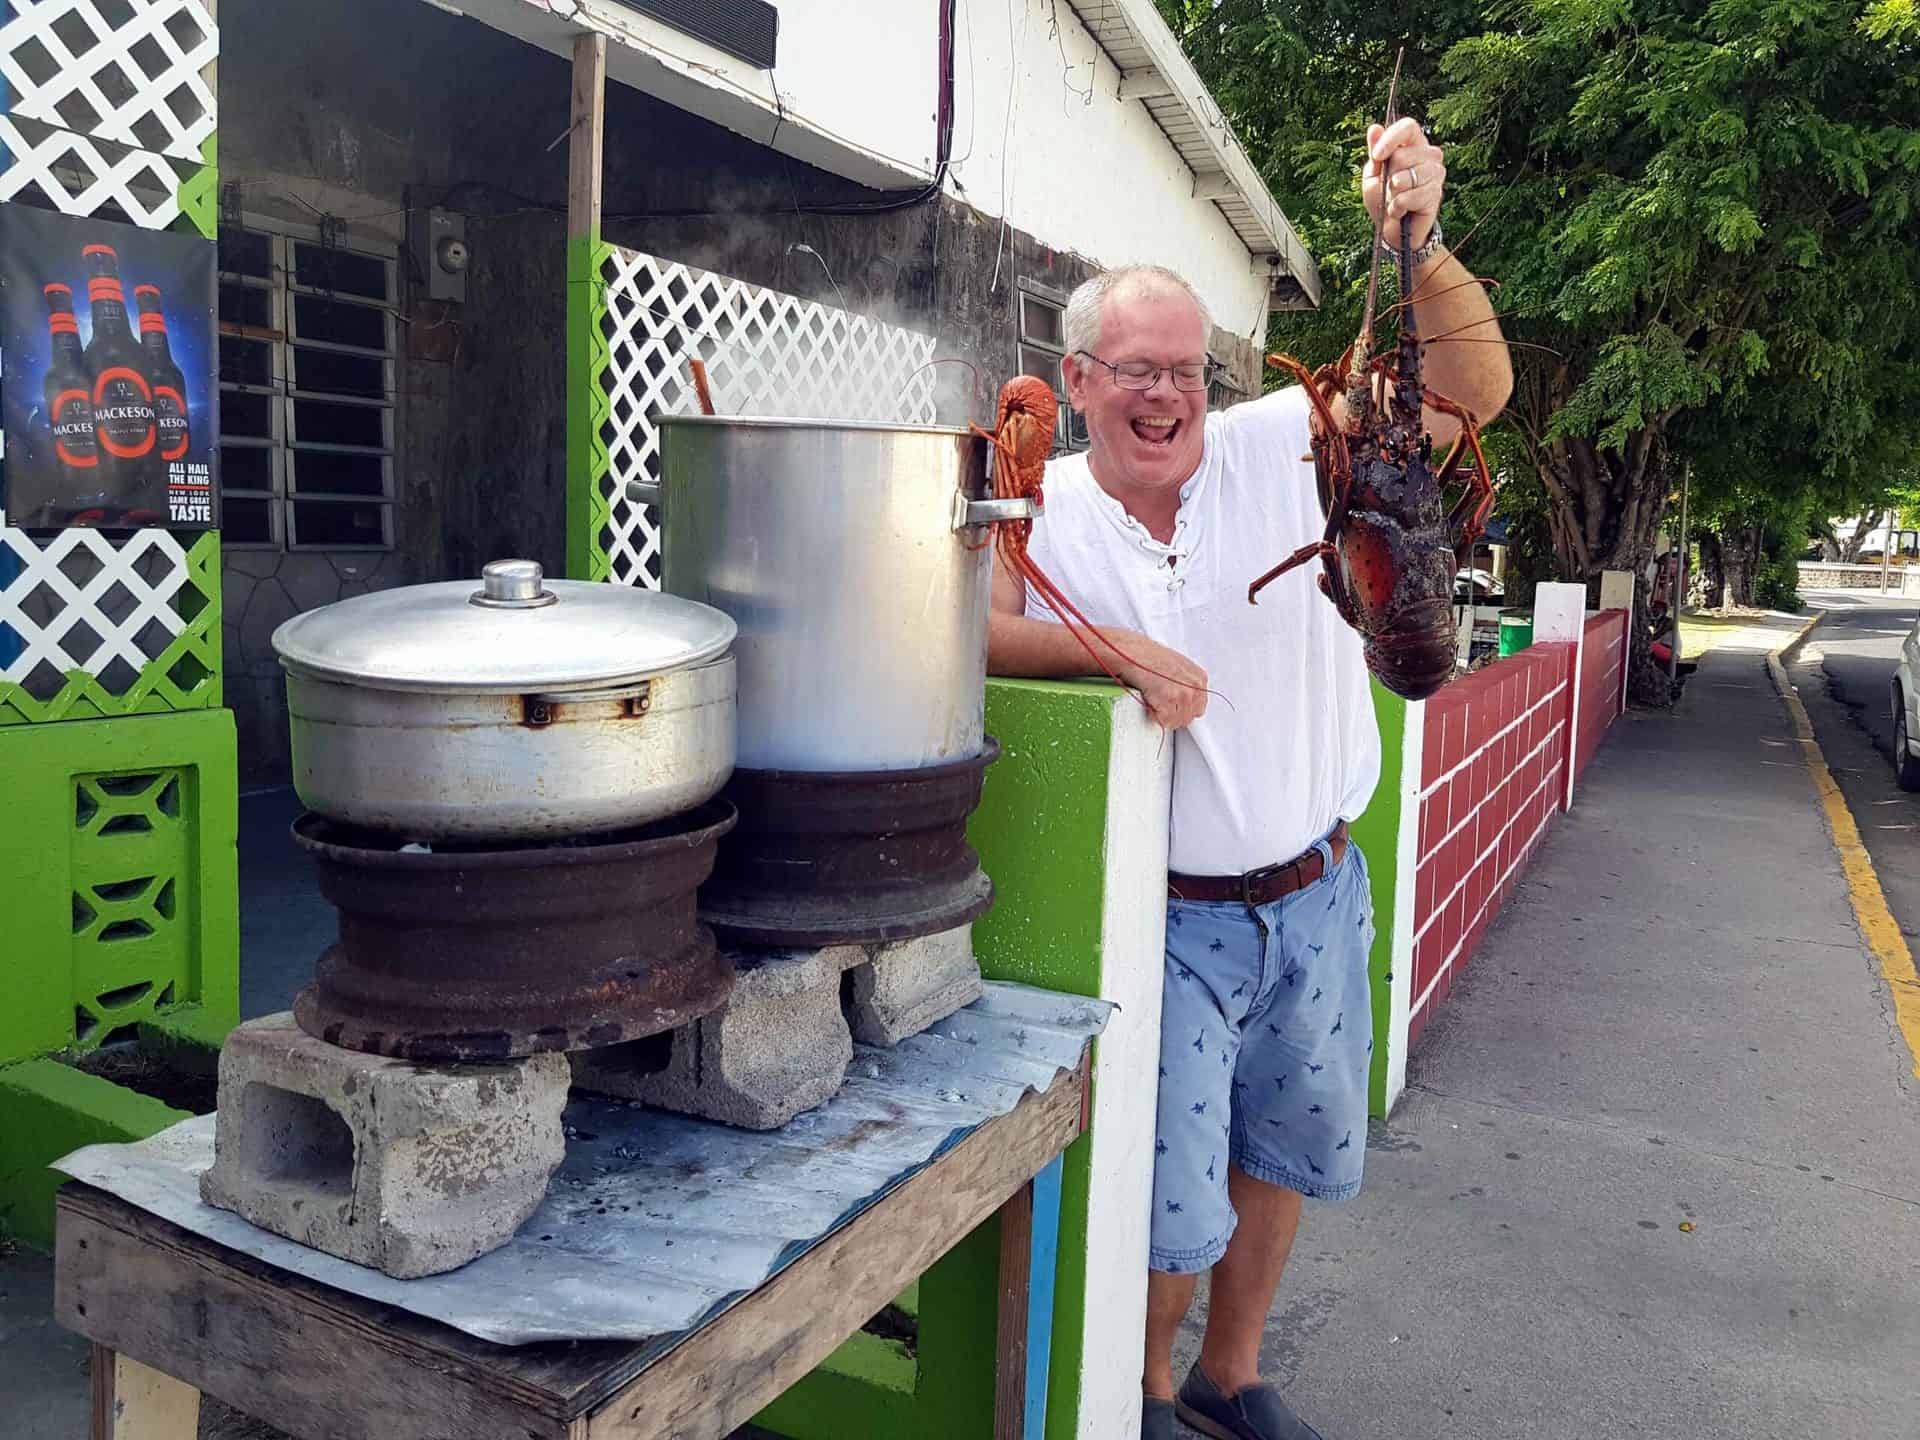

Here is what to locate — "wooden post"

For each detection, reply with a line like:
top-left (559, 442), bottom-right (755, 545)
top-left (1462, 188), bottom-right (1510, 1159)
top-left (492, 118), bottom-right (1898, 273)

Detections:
top-left (568, 32), bottom-right (607, 241)
top-left (91, 1346), bottom-right (200, 1440)
top-left (994, 1180), bottom-right (1035, 1440)
top-left (994, 1157), bottom-right (1065, 1440)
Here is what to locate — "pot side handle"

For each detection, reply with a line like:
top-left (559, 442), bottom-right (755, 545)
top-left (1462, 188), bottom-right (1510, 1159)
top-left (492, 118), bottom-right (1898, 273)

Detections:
top-left (952, 493), bottom-right (1041, 532)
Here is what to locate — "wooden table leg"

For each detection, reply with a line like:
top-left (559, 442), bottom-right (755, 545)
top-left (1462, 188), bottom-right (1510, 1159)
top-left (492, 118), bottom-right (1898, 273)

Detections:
top-left (993, 1155), bottom-right (1066, 1440)
top-left (91, 1344), bottom-right (201, 1440)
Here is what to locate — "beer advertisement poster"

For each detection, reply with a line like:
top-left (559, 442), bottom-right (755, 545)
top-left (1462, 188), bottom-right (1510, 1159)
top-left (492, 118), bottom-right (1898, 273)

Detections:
top-left (0, 203), bottom-right (218, 530)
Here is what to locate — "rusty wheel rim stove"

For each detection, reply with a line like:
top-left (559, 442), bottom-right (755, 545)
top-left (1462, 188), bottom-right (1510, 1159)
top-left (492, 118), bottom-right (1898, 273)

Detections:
top-left (293, 800), bottom-right (738, 1061)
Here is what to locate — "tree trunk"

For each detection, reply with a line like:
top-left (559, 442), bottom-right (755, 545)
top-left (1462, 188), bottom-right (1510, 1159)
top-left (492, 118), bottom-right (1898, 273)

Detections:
top-left (1841, 510), bottom-right (1885, 564)
top-left (1722, 525), bottom-right (1766, 607)
top-left (1625, 569), bottom-right (1670, 707)
top-left (1533, 426), bottom-right (1674, 706)
top-left (1697, 532), bottom-right (1726, 609)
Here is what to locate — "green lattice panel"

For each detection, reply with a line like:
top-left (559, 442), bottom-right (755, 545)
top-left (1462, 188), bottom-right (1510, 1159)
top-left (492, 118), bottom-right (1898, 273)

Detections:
top-left (67, 768), bottom-right (193, 1051)
top-left (0, 529), bottom-right (223, 725)
top-left (568, 236), bottom-right (615, 582)
top-left (174, 132), bottom-right (218, 241)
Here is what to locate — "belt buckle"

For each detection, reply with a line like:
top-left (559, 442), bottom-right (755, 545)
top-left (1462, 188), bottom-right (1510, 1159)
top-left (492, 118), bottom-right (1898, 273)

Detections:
top-left (1241, 860), bottom-right (1288, 908)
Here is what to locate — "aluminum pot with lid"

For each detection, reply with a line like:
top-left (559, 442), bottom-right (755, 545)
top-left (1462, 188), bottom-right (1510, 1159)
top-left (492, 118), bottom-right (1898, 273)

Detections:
top-left (273, 559), bottom-right (737, 840)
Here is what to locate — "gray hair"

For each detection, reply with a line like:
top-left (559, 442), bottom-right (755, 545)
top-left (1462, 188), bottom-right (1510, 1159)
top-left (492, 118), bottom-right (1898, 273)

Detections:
top-left (1063, 265), bottom-right (1213, 357)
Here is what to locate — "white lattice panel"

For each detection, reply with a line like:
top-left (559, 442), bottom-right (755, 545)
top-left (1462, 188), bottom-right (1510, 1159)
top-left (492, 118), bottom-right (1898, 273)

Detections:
top-left (0, 114), bottom-right (190, 228)
top-left (0, 511), bottom-right (190, 694)
top-left (1, 0), bottom-right (216, 161)
top-left (600, 247), bottom-right (939, 587)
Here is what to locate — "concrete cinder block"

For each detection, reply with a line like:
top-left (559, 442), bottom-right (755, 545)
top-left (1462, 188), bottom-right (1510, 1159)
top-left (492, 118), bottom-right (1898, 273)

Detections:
top-left (199, 1013), bottom-right (568, 1279)
top-left (838, 926), bottom-right (984, 1048)
top-left (571, 947), bottom-right (850, 1131)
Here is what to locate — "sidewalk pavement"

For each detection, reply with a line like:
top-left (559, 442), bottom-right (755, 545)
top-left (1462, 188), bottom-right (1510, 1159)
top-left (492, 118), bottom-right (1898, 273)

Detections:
top-left (1175, 611), bottom-right (1920, 1438)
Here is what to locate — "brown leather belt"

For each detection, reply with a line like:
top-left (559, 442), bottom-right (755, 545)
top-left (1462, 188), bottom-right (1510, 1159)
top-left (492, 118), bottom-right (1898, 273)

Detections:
top-left (1167, 822), bottom-right (1350, 908)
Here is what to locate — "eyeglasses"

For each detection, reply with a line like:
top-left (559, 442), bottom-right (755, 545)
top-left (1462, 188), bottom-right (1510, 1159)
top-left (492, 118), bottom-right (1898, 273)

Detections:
top-left (1074, 349), bottom-right (1213, 393)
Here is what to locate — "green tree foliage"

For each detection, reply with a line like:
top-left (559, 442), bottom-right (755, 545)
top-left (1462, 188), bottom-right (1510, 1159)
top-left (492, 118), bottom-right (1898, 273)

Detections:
top-left (1161, 0), bottom-right (1920, 659)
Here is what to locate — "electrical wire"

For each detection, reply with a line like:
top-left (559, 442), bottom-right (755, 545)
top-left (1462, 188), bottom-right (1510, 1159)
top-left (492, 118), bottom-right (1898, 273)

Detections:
top-left (989, 0), bottom-right (1022, 295)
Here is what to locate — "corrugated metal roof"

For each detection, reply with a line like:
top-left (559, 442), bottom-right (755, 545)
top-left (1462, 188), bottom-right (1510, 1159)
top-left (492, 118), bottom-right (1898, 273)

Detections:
top-left (1064, 0), bottom-right (1321, 310)
top-left (55, 982), bottom-right (1111, 1346)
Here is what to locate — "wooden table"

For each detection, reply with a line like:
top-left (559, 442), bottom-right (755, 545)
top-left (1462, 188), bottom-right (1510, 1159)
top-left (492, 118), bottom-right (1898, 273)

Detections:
top-left (55, 1050), bottom-right (1089, 1440)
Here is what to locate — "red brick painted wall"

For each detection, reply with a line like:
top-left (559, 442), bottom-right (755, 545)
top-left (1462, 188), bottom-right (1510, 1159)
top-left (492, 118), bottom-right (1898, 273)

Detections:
top-left (1407, 644), bottom-right (1575, 1049)
top-left (1573, 611), bottom-right (1628, 787)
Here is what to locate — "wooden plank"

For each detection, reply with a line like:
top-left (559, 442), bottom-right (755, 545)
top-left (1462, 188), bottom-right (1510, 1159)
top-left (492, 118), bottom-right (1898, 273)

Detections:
top-left (993, 1181), bottom-right (1035, 1440)
top-left (567, 32), bottom-right (607, 241)
top-left (56, 1190), bottom-right (604, 1440)
top-left (53, 1052), bottom-right (1089, 1440)
top-left (583, 1053), bottom-right (1090, 1439)
top-left (92, 1346), bottom-right (201, 1440)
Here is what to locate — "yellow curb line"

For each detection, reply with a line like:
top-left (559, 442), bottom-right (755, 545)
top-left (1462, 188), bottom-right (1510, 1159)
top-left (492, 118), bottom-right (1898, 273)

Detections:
top-left (1766, 612), bottom-right (1920, 1081)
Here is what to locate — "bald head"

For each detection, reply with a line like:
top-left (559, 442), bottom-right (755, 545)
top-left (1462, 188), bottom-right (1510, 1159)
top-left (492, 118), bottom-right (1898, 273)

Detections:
top-left (1064, 265), bottom-right (1212, 358)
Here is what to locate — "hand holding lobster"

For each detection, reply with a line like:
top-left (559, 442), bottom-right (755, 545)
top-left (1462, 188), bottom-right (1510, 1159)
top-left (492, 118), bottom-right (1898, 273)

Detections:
top-left (1247, 54), bottom-right (1504, 702)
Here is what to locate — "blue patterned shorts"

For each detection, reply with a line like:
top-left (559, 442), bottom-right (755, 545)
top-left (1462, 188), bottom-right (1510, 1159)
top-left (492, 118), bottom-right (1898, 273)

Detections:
top-left (1150, 837), bottom-right (1376, 1274)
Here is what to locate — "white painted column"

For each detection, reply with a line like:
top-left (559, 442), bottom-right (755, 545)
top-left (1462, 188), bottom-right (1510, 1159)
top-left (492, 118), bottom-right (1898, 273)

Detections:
top-left (1073, 699), bottom-right (1173, 1440)
top-left (1533, 582), bottom-right (1589, 810)
top-left (1382, 699), bottom-right (1425, 1114)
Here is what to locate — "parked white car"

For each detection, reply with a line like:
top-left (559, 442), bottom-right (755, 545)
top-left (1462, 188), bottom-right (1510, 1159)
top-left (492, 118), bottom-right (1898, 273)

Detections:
top-left (1892, 630), bottom-right (1920, 789)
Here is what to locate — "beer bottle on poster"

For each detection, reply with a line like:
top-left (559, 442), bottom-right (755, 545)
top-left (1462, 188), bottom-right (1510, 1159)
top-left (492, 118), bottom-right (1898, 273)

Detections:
top-left (41, 282), bottom-right (100, 481)
top-left (133, 285), bottom-right (190, 465)
top-left (80, 243), bottom-right (159, 505)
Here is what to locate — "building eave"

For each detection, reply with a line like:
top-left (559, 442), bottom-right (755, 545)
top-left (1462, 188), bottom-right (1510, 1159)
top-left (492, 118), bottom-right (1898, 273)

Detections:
top-left (1062, 0), bottom-right (1322, 312)
top-left (426, 0), bottom-right (934, 193)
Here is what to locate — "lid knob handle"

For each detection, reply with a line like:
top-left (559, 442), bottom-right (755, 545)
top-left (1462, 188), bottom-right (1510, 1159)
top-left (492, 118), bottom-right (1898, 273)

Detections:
top-left (471, 559), bottom-right (559, 610)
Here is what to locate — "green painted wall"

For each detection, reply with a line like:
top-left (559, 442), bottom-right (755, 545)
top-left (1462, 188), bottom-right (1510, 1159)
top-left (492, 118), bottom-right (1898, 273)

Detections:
top-left (0, 1059), bottom-right (188, 1248)
top-left (0, 710), bottom-right (239, 1068)
top-left (758, 678), bottom-right (1124, 1440)
top-left (1354, 683), bottom-right (1406, 1118)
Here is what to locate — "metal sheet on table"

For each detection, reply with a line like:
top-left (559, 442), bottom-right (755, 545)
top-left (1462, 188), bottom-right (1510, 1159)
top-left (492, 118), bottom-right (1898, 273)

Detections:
top-left (53, 982), bottom-right (1110, 1346)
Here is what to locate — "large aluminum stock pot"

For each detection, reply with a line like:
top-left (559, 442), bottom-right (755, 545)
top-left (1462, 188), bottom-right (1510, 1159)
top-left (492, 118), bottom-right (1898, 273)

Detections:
top-left (273, 559), bottom-right (737, 840)
top-left (640, 416), bottom-right (1035, 771)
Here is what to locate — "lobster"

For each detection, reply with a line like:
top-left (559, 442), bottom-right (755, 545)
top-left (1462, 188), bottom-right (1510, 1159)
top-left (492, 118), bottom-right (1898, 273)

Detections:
top-left (1248, 61), bottom-right (1494, 703)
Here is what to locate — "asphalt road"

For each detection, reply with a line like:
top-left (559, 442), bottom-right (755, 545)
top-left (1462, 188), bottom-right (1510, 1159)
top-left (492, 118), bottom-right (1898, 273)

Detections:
top-left (1789, 589), bottom-right (1920, 950)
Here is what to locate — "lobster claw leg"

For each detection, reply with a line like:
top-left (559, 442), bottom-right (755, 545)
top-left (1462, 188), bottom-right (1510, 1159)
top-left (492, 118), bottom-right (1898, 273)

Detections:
top-left (1249, 540), bottom-right (1336, 604)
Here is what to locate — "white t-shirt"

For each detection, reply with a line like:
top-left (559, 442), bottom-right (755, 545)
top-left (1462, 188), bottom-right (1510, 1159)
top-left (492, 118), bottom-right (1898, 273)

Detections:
top-left (1021, 385), bottom-right (1381, 875)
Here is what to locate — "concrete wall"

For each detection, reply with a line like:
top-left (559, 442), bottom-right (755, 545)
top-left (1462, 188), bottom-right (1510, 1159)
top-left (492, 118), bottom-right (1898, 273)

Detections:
top-left (1799, 562), bottom-right (1916, 592)
top-left (218, 0), bottom-right (591, 779)
top-left (945, 0), bottom-right (1274, 340)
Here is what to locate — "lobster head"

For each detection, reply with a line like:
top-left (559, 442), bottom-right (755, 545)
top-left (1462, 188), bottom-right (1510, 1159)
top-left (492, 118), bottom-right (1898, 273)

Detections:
top-left (994, 376), bottom-right (1058, 474)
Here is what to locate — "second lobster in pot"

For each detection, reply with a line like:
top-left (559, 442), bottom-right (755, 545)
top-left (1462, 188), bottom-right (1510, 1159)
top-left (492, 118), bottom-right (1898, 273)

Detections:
top-left (1249, 62), bottom-right (1496, 703)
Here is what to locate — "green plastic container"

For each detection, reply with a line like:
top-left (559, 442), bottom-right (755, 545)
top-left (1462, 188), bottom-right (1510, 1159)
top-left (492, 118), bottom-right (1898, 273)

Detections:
top-left (1498, 610), bottom-right (1534, 656)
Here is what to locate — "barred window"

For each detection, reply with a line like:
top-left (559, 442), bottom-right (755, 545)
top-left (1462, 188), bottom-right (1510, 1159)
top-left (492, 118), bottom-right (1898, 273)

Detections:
top-left (1016, 279), bottom-right (1088, 454)
top-left (216, 219), bottom-right (396, 550)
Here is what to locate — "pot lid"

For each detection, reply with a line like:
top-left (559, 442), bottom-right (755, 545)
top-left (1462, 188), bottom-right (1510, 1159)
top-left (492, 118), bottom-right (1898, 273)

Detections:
top-left (272, 560), bottom-right (736, 693)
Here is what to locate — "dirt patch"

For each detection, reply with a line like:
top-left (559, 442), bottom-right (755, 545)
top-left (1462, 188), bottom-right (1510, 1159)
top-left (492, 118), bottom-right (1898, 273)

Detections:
top-left (861, 1301), bottom-right (920, 1357)
top-left (71, 1046), bottom-right (219, 1116)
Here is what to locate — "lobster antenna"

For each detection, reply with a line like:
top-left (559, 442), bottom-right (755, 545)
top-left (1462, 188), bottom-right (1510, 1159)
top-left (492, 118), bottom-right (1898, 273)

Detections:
top-left (1357, 50), bottom-right (1403, 350)
top-left (1352, 48), bottom-right (1404, 425)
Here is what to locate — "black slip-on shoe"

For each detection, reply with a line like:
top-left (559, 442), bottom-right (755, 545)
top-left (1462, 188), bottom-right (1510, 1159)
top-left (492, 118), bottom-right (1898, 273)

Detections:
top-left (1174, 1363), bottom-right (1326, 1440)
top-left (1144, 1395), bottom-right (1178, 1440)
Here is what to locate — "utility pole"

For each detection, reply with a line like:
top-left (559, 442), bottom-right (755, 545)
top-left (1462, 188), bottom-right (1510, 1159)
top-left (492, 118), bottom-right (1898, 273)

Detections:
top-left (1669, 461), bottom-right (1688, 684)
